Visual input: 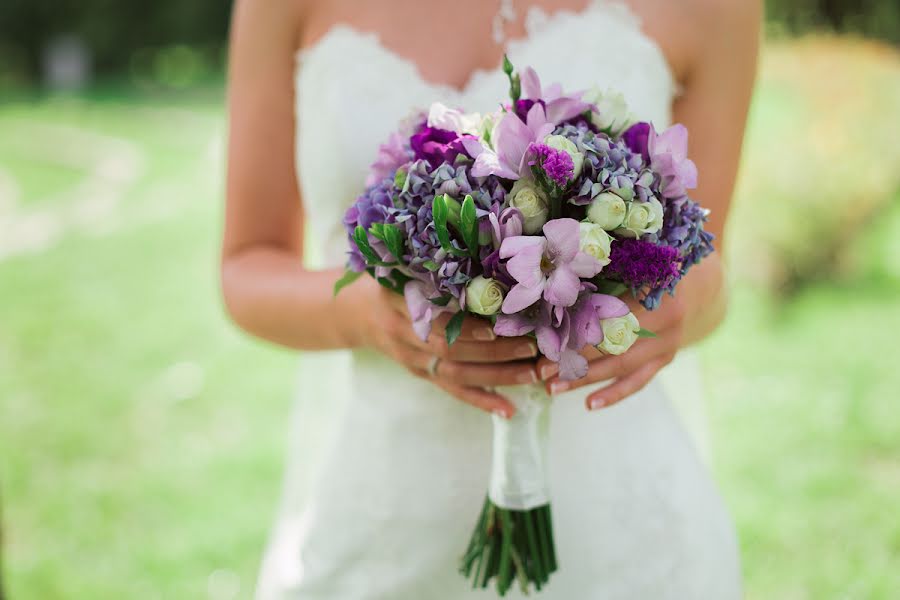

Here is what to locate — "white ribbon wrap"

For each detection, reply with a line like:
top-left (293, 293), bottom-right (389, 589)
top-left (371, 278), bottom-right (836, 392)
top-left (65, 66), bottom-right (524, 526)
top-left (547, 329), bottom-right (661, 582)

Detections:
top-left (488, 384), bottom-right (553, 510)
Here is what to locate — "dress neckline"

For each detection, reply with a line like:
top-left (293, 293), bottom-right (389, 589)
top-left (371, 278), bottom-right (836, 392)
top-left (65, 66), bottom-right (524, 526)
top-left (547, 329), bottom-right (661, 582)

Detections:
top-left (295, 0), bottom-right (674, 98)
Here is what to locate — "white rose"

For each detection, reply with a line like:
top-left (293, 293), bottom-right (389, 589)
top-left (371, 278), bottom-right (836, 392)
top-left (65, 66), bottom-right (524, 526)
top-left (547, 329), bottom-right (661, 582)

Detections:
top-left (508, 178), bottom-right (550, 234)
top-left (543, 134), bottom-right (584, 178)
top-left (597, 312), bottom-right (640, 355)
top-left (426, 102), bottom-right (482, 135)
top-left (578, 221), bottom-right (613, 267)
top-left (466, 276), bottom-right (505, 316)
top-left (583, 88), bottom-right (634, 135)
top-left (586, 192), bottom-right (627, 230)
top-left (616, 197), bottom-right (664, 238)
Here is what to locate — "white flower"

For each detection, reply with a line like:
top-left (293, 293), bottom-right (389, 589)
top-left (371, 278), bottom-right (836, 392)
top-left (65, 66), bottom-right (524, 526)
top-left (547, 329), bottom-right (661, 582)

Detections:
top-left (616, 198), bottom-right (664, 238)
top-left (466, 276), bottom-right (505, 316)
top-left (586, 192), bottom-right (627, 230)
top-left (543, 134), bottom-right (584, 178)
top-left (426, 102), bottom-right (482, 135)
top-left (597, 313), bottom-right (640, 355)
top-left (508, 178), bottom-right (550, 234)
top-left (583, 88), bottom-right (634, 135)
top-left (578, 221), bottom-right (613, 267)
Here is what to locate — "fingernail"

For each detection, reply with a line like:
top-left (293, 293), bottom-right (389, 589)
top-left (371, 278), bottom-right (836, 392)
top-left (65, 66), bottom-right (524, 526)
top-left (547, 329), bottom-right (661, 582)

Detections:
top-left (515, 342), bottom-right (538, 359)
top-left (517, 369), bottom-right (539, 384)
top-left (473, 327), bottom-right (495, 341)
top-left (550, 381), bottom-right (568, 395)
top-left (589, 397), bottom-right (607, 410)
top-left (539, 364), bottom-right (558, 381)
top-left (493, 408), bottom-right (512, 419)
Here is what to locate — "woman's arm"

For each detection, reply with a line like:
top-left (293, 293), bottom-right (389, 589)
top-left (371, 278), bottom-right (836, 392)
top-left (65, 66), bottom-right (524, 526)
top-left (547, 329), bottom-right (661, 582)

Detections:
top-left (540, 0), bottom-right (762, 405)
top-left (220, 0), bottom-right (540, 415)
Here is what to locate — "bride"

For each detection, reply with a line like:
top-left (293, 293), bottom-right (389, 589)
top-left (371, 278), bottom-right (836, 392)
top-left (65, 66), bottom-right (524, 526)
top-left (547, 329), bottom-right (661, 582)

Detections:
top-left (222, 0), bottom-right (759, 597)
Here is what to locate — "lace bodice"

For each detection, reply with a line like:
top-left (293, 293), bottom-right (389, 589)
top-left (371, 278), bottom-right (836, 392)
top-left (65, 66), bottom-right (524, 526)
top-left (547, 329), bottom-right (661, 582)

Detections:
top-left (294, 0), bottom-right (675, 269)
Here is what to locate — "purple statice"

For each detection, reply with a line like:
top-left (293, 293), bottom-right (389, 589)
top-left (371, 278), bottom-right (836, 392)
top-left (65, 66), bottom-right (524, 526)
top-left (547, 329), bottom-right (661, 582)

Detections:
top-left (529, 143), bottom-right (574, 187)
top-left (606, 239), bottom-right (681, 296)
top-left (635, 197), bottom-right (714, 309)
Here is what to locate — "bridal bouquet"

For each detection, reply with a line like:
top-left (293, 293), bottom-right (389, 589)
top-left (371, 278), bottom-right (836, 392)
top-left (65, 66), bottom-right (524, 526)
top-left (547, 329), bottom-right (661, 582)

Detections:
top-left (335, 58), bottom-right (713, 595)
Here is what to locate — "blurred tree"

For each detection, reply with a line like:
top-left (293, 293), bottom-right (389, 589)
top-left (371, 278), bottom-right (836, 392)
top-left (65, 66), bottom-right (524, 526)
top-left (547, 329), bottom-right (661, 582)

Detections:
top-left (766, 0), bottom-right (900, 42)
top-left (0, 0), bottom-right (233, 85)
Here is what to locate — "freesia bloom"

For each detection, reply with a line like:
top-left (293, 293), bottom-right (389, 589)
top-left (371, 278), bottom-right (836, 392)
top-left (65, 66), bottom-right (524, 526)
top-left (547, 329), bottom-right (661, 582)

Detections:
top-left (649, 124), bottom-right (698, 199)
top-left (494, 292), bottom-right (630, 380)
top-left (404, 280), bottom-right (456, 341)
top-left (519, 66), bottom-right (591, 124)
top-left (463, 103), bottom-right (554, 179)
top-left (499, 218), bottom-right (605, 312)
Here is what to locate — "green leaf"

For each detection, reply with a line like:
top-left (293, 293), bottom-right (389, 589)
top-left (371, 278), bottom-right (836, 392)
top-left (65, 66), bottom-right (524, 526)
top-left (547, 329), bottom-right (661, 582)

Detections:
top-left (460, 194), bottom-right (479, 257)
top-left (445, 311), bottom-right (466, 346)
top-left (422, 260), bottom-right (440, 272)
top-left (353, 226), bottom-right (381, 265)
top-left (382, 223), bottom-right (406, 262)
top-left (594, 279), bottom-right (629, 297)
top-left (637, 328), bottom-right (657, 338)
top-left (432, 194), bottom-right (452, 249)
top-left (429, 295), bottom-right (452, 307)
top-left (333, 269), bottom-right (363, 297)
top-left (432, 194), bottom-right (468, 258)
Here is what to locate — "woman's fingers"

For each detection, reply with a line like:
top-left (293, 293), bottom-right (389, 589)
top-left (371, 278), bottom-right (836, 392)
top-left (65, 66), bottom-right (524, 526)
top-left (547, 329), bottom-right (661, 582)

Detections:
top-left (431, 311), bottom-right (497, 342)
top-left (585, 357), bottom-right (669, 410)
top-left (430, 378), bottom-right (516, 418)
top-left (544, 328), bottom-right (679, 395)
top-left (395, 342), bottom-right (538, 387)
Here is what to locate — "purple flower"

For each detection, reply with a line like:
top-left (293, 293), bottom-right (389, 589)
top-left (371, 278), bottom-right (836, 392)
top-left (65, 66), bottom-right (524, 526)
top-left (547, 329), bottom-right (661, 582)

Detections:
top-left (410, 125), bottom-right (472, 169)
top-left (404, 280), bottom-right (457, 341)
top-left (464, 103), bottom-right (554, 180)
top-left (519, 67), bottom-right (591, 124)
top-left (606, 239), bottom-right (681, 290)
top-left (366, 131), bottom-right (411, 186)
top-left (649, 124), bottom-right (698, 199)
top-left (529, 143), bottom-right (574, 187)
top-left (621, 121), bottom-right (651, 163)
top-left (499, 218), bottom-right (605, 312)
top-left (494, 292), bottom-right (630, 380)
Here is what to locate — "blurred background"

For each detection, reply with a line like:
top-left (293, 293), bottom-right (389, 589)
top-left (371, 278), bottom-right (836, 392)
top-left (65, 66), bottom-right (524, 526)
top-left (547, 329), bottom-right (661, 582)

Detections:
top-left (0, 1), bottom-right (898, 598)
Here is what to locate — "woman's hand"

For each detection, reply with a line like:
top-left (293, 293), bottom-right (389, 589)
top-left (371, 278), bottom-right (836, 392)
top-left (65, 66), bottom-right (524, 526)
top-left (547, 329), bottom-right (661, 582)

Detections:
top-left (538, 294), bottom-right (687, 410)
top-left (353, 279), bottom-right (539, 417)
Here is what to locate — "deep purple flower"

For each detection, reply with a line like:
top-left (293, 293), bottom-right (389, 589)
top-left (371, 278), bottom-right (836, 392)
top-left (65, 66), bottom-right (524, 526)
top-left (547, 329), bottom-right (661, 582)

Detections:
top-left (606, 239), bottom-right (681, 290)
top-left (529, 143), bottom-right (575, 187)
top-left (621, 122), bottom-right (651, 163)
top-left (409, 125), bottom-right (472, 169)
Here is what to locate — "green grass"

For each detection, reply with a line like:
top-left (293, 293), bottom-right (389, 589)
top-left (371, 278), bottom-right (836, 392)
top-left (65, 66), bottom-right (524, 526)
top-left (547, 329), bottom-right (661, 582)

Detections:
top-left (1, 40), bottom-right (899, 599)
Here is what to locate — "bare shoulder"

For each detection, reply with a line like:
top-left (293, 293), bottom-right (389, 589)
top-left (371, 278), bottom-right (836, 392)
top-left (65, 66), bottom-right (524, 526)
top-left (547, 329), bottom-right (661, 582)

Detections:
top-left (687, 0), bottom-right (762, 32)
top-left (230, 0), bottom-right (308, 45)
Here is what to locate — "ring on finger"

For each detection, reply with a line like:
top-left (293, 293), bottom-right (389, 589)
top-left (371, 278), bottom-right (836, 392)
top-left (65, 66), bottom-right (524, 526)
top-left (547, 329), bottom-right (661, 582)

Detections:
top-left (426, 355), bottom-right (441, 377)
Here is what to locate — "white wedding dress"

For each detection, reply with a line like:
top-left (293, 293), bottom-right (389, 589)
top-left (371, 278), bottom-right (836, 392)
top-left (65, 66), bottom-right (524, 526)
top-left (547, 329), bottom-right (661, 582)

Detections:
top-left (256, 2), bottom-right (742, 598)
